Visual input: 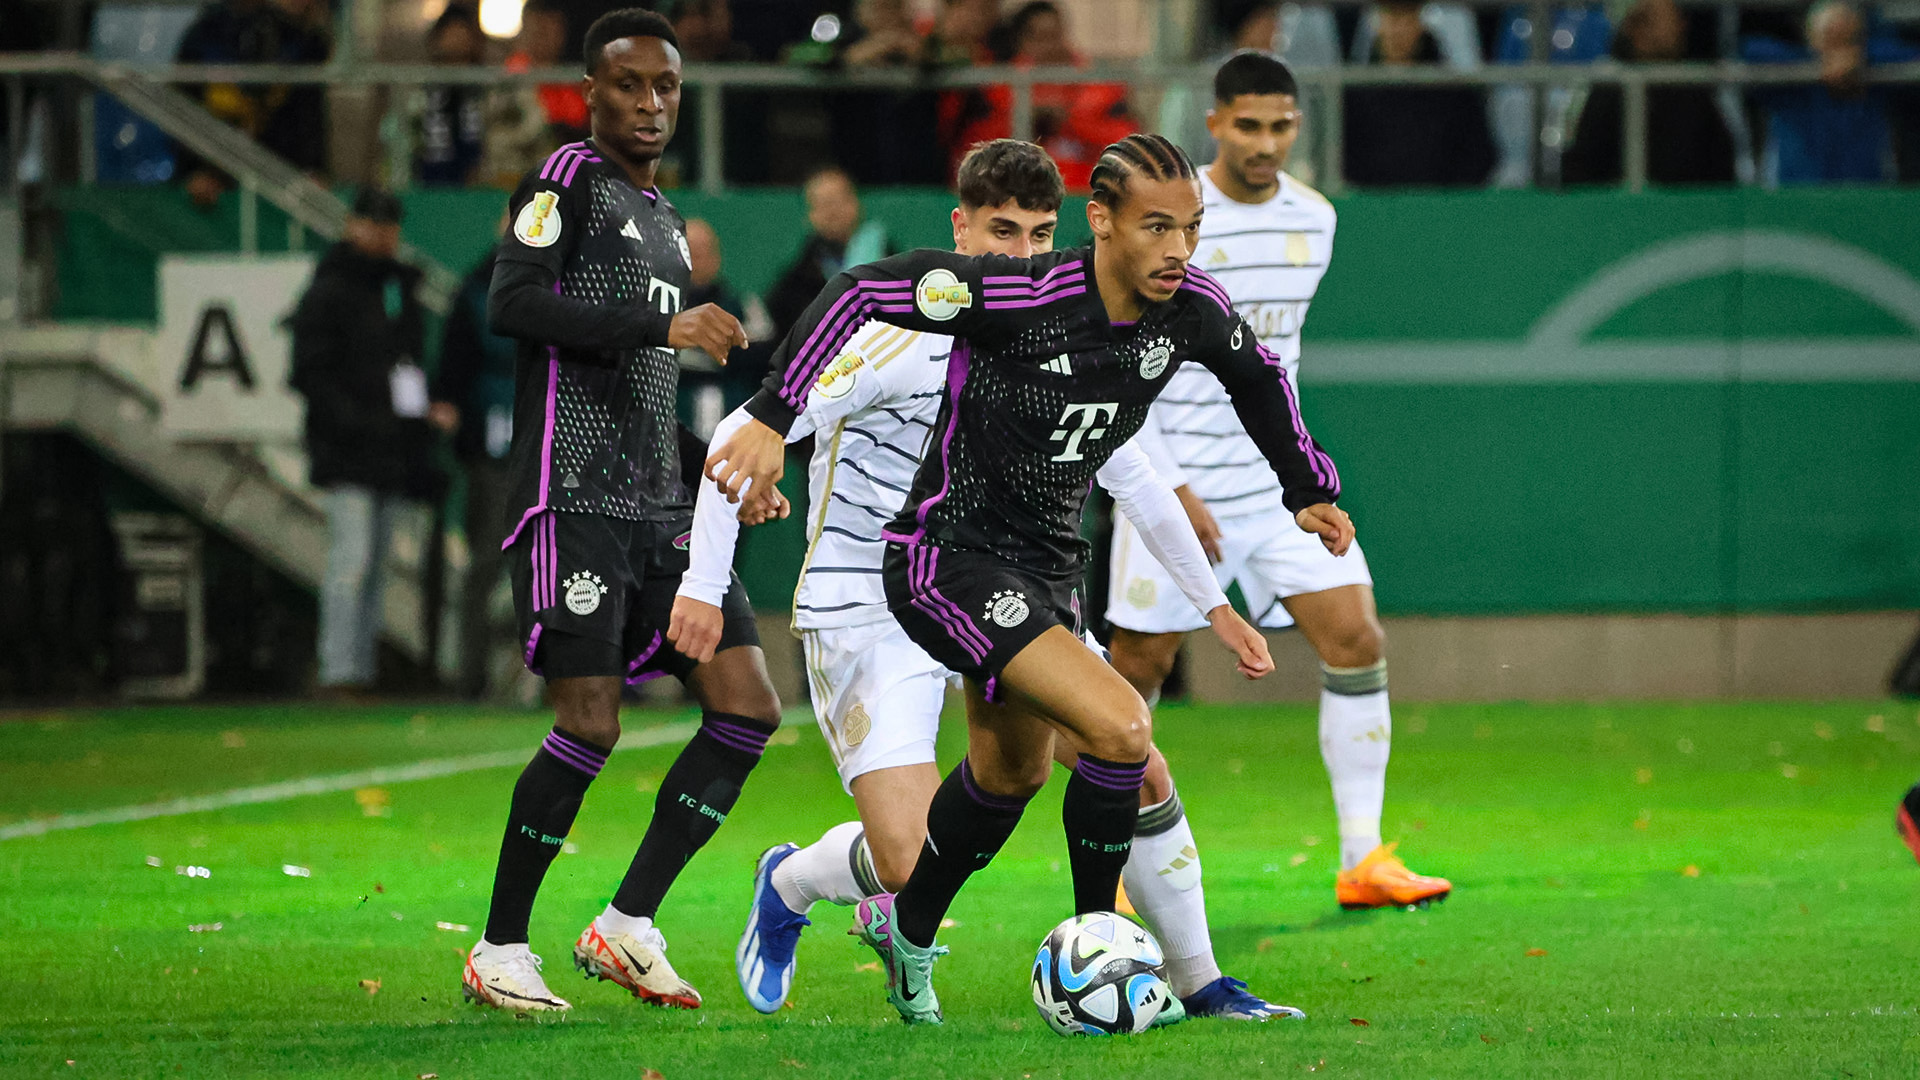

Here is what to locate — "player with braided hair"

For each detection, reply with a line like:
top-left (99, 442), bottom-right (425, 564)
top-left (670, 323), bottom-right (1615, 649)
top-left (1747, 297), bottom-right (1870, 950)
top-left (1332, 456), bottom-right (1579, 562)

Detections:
top-left (704, 131), bottom-right (1354, 1025)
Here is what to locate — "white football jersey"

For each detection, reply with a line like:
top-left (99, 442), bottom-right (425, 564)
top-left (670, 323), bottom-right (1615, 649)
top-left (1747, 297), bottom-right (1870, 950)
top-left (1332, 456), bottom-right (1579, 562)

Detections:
top-left (788, 322), bottom-right (949, 630)
top-left (1139, 169), bottom-right (1337, 519)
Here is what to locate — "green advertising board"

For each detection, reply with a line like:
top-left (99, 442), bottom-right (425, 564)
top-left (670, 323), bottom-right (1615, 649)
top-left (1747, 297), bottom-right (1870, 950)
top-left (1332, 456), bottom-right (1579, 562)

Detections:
top-left (49, 186), bottom-right (1920, 615)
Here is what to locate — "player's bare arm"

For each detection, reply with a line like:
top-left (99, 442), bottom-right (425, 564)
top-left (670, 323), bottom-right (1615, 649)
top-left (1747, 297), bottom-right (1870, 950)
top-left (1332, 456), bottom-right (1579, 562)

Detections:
top-left (705, 416), bottom-right (786, 504)
top-left (1295, 502), bottom-right (1354, 556)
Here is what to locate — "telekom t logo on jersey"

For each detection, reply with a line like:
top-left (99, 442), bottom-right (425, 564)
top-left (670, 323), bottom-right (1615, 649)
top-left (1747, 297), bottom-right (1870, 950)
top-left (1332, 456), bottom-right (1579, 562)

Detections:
top-left (1050, 402), bottom-right (1118, 462)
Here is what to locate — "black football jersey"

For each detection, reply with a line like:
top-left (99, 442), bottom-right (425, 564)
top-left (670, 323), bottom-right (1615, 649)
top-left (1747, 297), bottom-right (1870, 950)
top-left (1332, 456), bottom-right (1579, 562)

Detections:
top-left (744, 246), bottom-right (1341, 572)
top-left (495, 140), bottom-right (692, 541)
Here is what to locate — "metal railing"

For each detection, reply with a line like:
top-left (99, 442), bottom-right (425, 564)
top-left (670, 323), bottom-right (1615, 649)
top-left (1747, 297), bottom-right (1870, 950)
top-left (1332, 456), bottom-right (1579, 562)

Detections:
top-left (5, 52), bottom-right (1919, 199)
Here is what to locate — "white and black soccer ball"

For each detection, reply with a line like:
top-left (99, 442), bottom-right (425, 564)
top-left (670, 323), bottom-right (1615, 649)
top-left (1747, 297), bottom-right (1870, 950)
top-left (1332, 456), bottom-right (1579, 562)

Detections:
top-left (1030, 911), bottom-right (1173, 1036)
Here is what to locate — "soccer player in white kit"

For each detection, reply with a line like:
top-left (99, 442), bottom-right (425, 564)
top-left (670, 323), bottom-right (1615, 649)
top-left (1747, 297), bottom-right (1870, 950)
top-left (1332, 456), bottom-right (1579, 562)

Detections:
top-left (1106, 52), bottom-right (1451, 911)
top-left (672, 139), bottom-right (1302, 1022)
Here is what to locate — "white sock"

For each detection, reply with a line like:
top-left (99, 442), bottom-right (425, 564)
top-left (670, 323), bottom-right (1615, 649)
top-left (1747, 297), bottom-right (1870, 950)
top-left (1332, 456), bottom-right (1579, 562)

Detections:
top-left (770, 820), bottom-right (873, 912)
top-left (594, 905), bottom-right (654, 939)
top-left (1319, 660), bottom-right (1391, 870)
top-left (1123, 793), bottom-right (1221, 999)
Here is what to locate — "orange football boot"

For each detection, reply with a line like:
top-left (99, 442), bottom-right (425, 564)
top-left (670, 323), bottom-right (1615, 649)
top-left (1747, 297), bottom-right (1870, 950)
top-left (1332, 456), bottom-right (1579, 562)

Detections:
top-left (1115, 877), bottom-right (1136, 917)
top-left (1335, 842), bottom-right (1452, 910)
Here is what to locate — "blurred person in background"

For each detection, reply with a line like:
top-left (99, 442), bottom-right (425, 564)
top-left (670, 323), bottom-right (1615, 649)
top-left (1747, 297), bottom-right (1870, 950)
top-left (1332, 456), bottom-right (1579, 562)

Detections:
top-left (1561, 0), bottom-right (1734, 186)
top-left (829, 0), bottom-right (944, 182)
top-left (431, 225), bottom-right (518, 700)
top-left (290, 190), bottom-right (440, 693)
top-left (678, 218), bottom-right (776, 438)
top-left (174, 0), bottom-right (330, 207)
top-left (926, 0), bottom-right (1004, 64)
top-left (766, 166), bottom-right (892, 339)
top-left (1743, 0), bottom-right (1915, 185)
top-left (407, 4), bottom-right (490, 187)
top-left (673, 0), bottom-right (753, 61)
top-left (505, 0), bottom-right (588, 143)
top-left (1341, 0), bottom-right (1495, 186)
top-left (950, 1), bottom-right (1139, 188)
top-left (842, 0), bottom-right (928, 66)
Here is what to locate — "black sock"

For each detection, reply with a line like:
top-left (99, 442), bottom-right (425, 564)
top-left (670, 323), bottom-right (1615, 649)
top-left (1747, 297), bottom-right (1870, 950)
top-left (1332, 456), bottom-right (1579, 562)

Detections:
top-left (895, 758), bottom-right (1030, 948)
top-left (483, 727), bottom-right (609, 945)
top-left (609, 711), bottom-right (776, 919)
top-left (1064, 754), bottom-right (1149, 916)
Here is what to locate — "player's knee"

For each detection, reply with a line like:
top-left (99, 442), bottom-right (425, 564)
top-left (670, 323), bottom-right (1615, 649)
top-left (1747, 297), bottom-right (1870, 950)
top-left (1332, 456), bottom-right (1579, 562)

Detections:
top-left (1139, 746), bottom-right (1175, 806)
top-left (556, 714), bottom-right (620, 749)
top-left (1322, 617), bottom-right (1384, 670)
top-left (870, 839), bottom-right (919, 894)
top-left (1097, 698), bottom-right (1154, 763)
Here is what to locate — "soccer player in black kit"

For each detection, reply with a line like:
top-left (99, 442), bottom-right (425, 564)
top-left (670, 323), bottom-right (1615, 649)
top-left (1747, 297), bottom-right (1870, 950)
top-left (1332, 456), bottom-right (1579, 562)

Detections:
top-left (461, 8), bottom-right (783, 1014)
top-left (707, 133), bottom-right (1355, 1023)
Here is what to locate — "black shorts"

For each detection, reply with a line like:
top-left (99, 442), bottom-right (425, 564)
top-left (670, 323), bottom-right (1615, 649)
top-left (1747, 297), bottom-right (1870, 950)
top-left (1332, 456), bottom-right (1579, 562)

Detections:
top-left (509, 509), bottom-right (759, 682)
top-left (881, 540), bottom-right (1083, 701)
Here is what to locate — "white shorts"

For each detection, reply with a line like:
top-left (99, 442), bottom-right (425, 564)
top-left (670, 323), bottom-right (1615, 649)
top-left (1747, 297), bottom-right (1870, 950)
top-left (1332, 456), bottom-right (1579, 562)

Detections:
top-left (1106, 506), bottom-right (1373, 634)
top-left (799, 620), bottom-right (953, 794)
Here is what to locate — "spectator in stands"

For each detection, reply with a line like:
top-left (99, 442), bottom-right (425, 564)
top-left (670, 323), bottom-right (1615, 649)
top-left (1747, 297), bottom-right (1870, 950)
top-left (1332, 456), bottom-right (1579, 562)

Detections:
top-left (842, 0), bottom-right (927, 67)
top-left (1743, 0), bottom-right (1914, 185)
top-left (289, 190), bottom-right (440, 693)
top-left (673, 0), bottom-right (754, 62)
top-left (174, 0), bottom-right (330, 207)
top-left (408, 4), bottom-right (489, 187)
top-left (503, 0), bottom-right (586, 143)
top-left (1561, 0), bottom-right (1734, 186)
top-left (430, 231), bottom-right (516, 700)
top-left (767, 166), bottom-right (893, 340)
top-left (950, 1), bottom-right (1139, 188)
top-left (926, 0), bottom-right (1004, 64)
top-left (1342, 0), bottom-right (1495, 187)
top-left (678, 218), bottom-right (776, 437)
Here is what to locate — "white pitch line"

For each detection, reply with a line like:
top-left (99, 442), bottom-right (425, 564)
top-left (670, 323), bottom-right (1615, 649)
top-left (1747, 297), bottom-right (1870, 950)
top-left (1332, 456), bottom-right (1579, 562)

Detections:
top-left (0, 721), bottom-right (699, 843)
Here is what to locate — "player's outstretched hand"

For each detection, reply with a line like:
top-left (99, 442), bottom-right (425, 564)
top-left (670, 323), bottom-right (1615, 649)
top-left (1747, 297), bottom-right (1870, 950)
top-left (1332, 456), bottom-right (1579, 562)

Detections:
top-left (1207, 604), bottom-right (1273, 680)
top-left (669, 303), bottom-right (749, 367)
top-left (705, 417), bottom-right (786, 504)
top-left (1174, 485), bottom-right (1224, 564)
top-left (736, 488), bottom-right (791, 526)
top-left (1295, 503), bottom-right (1354, 557)
top-left (667, 594), bottom-right (725, 664)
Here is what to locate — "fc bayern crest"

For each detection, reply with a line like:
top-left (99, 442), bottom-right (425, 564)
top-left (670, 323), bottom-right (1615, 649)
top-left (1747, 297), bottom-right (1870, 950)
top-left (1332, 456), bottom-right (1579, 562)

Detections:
top-left (986, 590), bottom-right (1030, 628)
top-left (562, 571), bottom-right (608, 616)
top-left (1138, 340), bottom-right (1172, 379)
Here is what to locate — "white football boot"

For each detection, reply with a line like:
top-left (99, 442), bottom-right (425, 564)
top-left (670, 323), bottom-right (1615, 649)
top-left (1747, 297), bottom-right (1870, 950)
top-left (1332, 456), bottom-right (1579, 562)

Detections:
top-left (573, 915), bottom-right (703, 1008)
top-left (462, 941), bottom-right (572, 1013)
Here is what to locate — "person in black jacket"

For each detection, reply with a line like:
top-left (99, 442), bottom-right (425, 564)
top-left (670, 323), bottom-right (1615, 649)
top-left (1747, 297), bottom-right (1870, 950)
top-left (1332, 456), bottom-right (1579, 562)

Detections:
top-left (1561, 0), bottom-right (1735, 186)
top-left (430, 245), bottom-right (518, 699)
top-left (289, 189), bottom-right (439, 691)
top-left (1341, 1), bottom-right (1496, 188)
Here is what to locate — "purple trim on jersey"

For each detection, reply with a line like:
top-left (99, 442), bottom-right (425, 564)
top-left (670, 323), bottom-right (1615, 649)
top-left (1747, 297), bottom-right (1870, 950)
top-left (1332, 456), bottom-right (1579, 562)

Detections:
top-left (982, 259), bottom-right (1083, 291)
top-left (898, 339), bottom-right (971, 540)
top-left (778, 279), bottom-right (915, 407)
top-left (702, 716), bottom-right (774, 757)
top-left (523, 623), bottom-right (544, 675)
top-left (1181, 266), bottom-right (1238, 312)
top-left (1256, 341), bottom-right (1340, 494)
top-left (959, 758), bottom-right (1029, 811)
top-left (502, 291), bottom-right (564, 549)
top-left (642, 187), bottom-right (660, 203)
top-left (909, 544), bottom-right (992, 661)
top-left (542, 728), bottom-right (609, 778)
top-left (1176, 275), bottom-right (1235, 317)
top-left (1074, 756), bottom-right (1149, 792)
top-left (981, 676), bottom-right (1002, 702)
top-left (539, 142), bottom-right (600, 186)
top-left (983, 282), bottom-right (1087, 310)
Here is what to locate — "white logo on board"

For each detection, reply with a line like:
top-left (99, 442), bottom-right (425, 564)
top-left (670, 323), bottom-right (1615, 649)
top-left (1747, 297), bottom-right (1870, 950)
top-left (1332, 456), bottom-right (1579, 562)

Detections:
top-left (562, 571), bottom-right (608, 616)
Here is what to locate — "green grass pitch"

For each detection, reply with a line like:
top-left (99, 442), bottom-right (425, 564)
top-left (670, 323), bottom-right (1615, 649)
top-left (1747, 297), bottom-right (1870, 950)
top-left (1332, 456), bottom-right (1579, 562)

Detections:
top-left (4, 699), bottom-right (1919, 1078)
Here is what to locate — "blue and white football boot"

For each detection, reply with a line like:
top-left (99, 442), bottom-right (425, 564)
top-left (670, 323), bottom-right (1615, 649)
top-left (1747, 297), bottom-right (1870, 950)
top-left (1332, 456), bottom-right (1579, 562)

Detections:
top-left (736, 842), bottom-right (811, 1013)
top-left (1181, 976), bottom-right (1306, 1021)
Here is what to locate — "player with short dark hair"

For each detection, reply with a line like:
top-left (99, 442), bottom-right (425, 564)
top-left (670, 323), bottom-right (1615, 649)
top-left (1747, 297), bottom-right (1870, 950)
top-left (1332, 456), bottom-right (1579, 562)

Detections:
top-left (461, 7), bottom-right (783, 1015)
top-left (1106, 51), bottom-right (1451, 920)
top-left (707, 132), bottom-right (1353, 1024)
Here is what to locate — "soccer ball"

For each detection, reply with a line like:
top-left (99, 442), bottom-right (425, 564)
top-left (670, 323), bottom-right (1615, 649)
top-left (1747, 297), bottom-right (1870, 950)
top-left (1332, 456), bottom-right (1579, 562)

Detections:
top-left (1030, 911), bottom-right (1174, 1036)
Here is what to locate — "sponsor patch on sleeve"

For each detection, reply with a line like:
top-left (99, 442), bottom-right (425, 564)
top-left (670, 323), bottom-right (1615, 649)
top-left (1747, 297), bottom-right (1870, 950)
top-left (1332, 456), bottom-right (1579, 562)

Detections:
top-left (813, 347), bottom-right (868, 400)
top-left (914, 268), bottom-right (972, 322)
top-left (513, 190), bottom-right (563, 249)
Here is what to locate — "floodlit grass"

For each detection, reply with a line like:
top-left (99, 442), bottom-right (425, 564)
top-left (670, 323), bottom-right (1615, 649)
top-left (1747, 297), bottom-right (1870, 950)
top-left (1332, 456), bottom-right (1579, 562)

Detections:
top-left (3, 700), bottom-right (1918, 1078)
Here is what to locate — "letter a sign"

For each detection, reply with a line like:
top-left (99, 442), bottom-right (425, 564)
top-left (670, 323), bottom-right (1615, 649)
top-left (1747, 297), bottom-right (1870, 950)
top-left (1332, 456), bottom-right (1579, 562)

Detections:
top-left (155, 254), bottom-right (312, 441)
